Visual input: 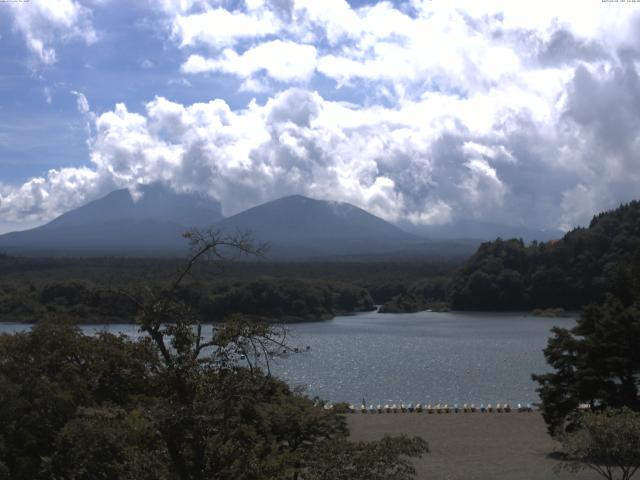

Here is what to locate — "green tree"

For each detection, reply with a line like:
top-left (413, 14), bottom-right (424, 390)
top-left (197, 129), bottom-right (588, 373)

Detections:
top-left (47, 407), bottom-right (170, 480)
top-left (558, 408), bottom-right (640, 480)
top-left (306, 435), bottom-right (429, 480)
top-left (0, 320), bottom-right (157, 480)
top-left (533, 293), bottom-right (640, 435)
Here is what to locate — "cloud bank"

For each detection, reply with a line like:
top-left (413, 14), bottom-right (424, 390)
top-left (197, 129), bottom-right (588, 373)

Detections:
top-left (2, 0), bottom-right (640, 233)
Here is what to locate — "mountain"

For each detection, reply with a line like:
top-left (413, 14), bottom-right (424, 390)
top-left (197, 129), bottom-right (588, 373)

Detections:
top-left (0, 189), bottom-right (477, 260)
top-left (0, 184), bottom-right (223, 256)
top-left (399, 219), bottom-right (563, 243)
top-left (213, 195), bottom-right (427, 259)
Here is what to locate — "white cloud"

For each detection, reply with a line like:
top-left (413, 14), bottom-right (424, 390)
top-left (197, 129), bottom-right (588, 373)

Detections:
top-left (407, 200), bottom-right (453, 226)
top-left (156, 0), bottom-right (208, 15)
top-left (71, 90), bottom-right (91, 115)
top-left (5, 0), bottom-right (640, 233)
top-left (0, 167), bottom-right (100, 224)
top-left (0, 85), bottom-right (570, 228)
top-left (70, 90), bottom-right (95, 138)
top-left (8, 0), bottom-right (98, 65)
top-left (172, 7), bottom-right (279, 48)
top-left (182, 40), bottom-right (317, 82)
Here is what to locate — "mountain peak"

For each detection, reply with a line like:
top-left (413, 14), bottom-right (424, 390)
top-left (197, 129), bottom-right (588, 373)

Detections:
top-left (214, 194), bottom-right (420, 259)
top-left (0, 183), bottom-right (224, 256)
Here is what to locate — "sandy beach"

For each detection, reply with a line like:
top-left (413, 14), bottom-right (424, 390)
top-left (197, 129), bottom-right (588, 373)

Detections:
top-left (348, 412), bottom-right (600, 480)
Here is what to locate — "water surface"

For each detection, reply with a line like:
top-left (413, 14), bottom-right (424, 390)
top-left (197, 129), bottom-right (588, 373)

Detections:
top-left (0, 310), bottom-right (577, 405)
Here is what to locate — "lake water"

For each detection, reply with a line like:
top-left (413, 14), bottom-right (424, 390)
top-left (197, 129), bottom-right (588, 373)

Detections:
top-left (0, 310), bottom-right (577, 405)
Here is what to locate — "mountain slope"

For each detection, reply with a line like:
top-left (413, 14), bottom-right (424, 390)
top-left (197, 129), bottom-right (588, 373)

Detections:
top-left (0, 184), bottom-right (223, 255)
top-left (214, 195), bottom-right (424, 259)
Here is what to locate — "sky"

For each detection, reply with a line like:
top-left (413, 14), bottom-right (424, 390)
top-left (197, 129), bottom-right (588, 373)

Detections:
top-left (1, 0), bottom-right (640, 234)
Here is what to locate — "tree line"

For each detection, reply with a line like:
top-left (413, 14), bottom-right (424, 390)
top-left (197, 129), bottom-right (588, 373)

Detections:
top-left (0, 277), bottom-right (374, 324)
top-left (369, 201), bottom-right (640, 313)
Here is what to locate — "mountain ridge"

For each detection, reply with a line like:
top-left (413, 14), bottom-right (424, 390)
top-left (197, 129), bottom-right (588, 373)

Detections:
top-left (0, 187), bottom-right (527, 260)
top-left (212, 194), bottom-right (425, 259)
top-left (0, 184), bottom-right (223, 255)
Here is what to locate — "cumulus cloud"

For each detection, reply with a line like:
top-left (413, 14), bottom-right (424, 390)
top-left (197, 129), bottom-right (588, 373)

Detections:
top-left (4, 0), bottom-right (640, 233)
top-left (0, 167), bottom-right (101, 224)
top-left (182, 40), bottom-right (317, 82)
top-left (172, 7), bottom-right (279, 48)
top-left (0, 83), bottom-right (597, 230)
top-left (7, 0), bottom-right (98, 65)
top-left (171, 0), bottom-right (637, 99)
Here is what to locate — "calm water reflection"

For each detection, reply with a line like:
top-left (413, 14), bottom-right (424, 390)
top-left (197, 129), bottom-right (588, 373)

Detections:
top-left (0, 310), bottom-right (577, 405)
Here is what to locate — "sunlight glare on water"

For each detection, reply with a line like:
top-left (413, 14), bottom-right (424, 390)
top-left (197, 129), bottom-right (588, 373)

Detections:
top-left (0, 310), bottom-right (577, 405)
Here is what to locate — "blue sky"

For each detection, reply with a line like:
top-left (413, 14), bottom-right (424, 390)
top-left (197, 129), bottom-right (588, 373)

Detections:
top-left (1, 0), bottom-right (640, 234)
top-left (0, 0), bottom-right (388, 184)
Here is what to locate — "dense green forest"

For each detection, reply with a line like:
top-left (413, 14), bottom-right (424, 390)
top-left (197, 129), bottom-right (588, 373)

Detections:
top-left (447, 201), bottom-right (640, 311)
top-left (0, 256), bottom-right (455, 323)
top-left (0, 277), bottom-right (374, 323)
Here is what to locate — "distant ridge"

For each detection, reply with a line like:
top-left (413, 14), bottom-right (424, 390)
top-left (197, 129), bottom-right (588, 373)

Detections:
top-left (0, 183), bottom-right (223, 256)
top-left (399, 219), bottom-right (563, 243)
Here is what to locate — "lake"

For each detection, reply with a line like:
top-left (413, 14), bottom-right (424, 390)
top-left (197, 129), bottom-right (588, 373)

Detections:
top-left (0, 310), bottom-right (577, 405)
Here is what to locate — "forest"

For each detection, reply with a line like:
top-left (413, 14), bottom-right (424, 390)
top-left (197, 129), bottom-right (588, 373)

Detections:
top-left (0, 256), bottom-right (454, 323)
top-left (447, 201), bottom-right (640, 311)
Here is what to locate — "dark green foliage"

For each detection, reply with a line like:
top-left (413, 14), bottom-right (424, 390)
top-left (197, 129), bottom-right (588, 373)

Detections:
top-left (48, 407), bottom-right (170, 480)
top-left (379, 277), bottom-right (450, 313)
top-left (0, 277), bottom-right (373, 323)
top-left (533, 254), bottom-right (640, 436)
top-left (305, 435), bottom-right (429, 480)
top-left (558, 408), bottom-right (640, 480)
top-left (0, 317), bottom-right (427, 480)
top-left (203, 278), bottom-right (374, 321)
top-left (0, 321), bottom-right (159, 479)
top-left (449, 201), bottom-right (640, 310)
top-left (0, 257), bottom-right (458, 323)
